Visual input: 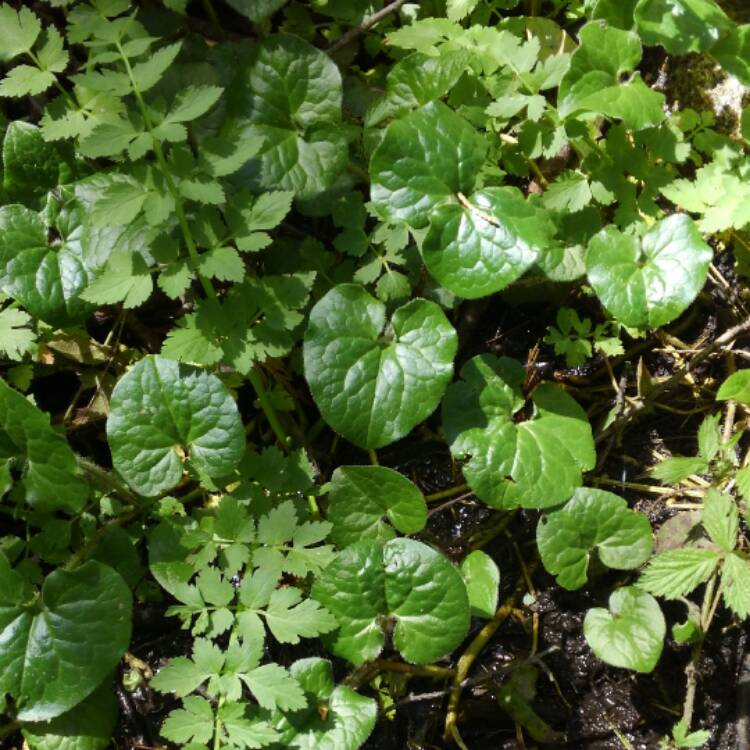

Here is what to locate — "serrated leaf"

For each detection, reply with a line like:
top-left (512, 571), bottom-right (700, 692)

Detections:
top-left (650, 456), bottom-right (709, 484)
top-left (0, 5), bottom-right (41, 61)
top-left (81, 251), bottom-right (153, 309)
top-left (0, 377), bottom-right (87, 512)
top-left (634, 0), bottom-right (732, 54)
top-left (131, 41), bottom-right (182, 93)
top-left (717, 371), bottom-right (750, 405)
top-left (327, 465), bottom-right (427, 548)
top-left (198, 246), bottom-right (245, 283)
top-left (151, 655), bottom-right (210, 698)
top-left (219, 702), bottom-right (279, 749)
top-left (702, 488), bottom-right (738, 553)
top-left (422, 186), bottom-right (551, 299)
top-left (243, 663), bottom-right (306, 711)
top-left (443, 355), bottom-right (595, 509)
top-left (228, 34), bottom-right (345, 198)
top-left (0, 64), bottom-right (55, 97)
top-left (584, 586), bottom-right (665, 672)
top-left (537, 487), bottom-right (653, 590)
top-left (639, 548), bottom-right (720, 598)
top-left (721, 552), bottom-right (750, 619)
top-left (312, 538), bottom-right (470, 664)
top-left (386, 50), bottom-right (470, 110)
top-left (303, 284), bottom-right (457, 449)
top-left (542, 170), bottom-right (592, 212)
top-left (0, 308), bottom-right (35, 360)
top-left (225, 0), bottom-right (288, 21)
top-left (586, 215), bottom-right (712, 329)
top-left (460, 550), bottom-right (500, 619)
top-left (446, 0), bottom-right (480, 21)
top-left (0, 558), bottom-right (132, 721)
top-left (165, 85), bottom-right (224, 124)
top-left (697, 414), bottom-right (721, 462)
top-left (107, 354), bottom-right (245, 496)
top-left (90, 175), bottom-right (148, 226)
top-left (264, 588), bottom-right (338, 645)
top-left (370, 101), bottom-right (486, 228)
top-left (558, 21), bottom-right (664, 130)
top-left (161, 696), bottom-right (214, 745)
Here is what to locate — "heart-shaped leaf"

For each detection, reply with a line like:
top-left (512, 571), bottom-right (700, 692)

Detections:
top-left (586, 214), bottom-right (712, 329)
top-left (0, 202), bottom-right (95, 327)
top-left (272, 658), bottom-right (377, 750)
top-left (303, 284), bottom-right (457, 449)
top-left (327, 465), bottom-right (427, 548)
top-left (0, 558), bottom-right (132, 722)
top-left (634, 0), bottom-right (733, 54)
top-left (229, 34), bottom-right (346, 198)
top-left (107, 354), bottom-right (245, 496)
top-left (0, 377), bottom-right (87, 512)
top-left (442, 355), bottom-right (595, 509)
top-left (584, 586), bottom-right (665, 673)
top-left (369, 101), bottom-right (486, 229)
top-left (311, 538), bottom-right (470, 664)
top-left (537, 487), bottom-right (653, 590)
top-left (558, 21), bottom-right (664, 130)
top-left (460, 550), bottom-right (500, 619)
top-left (422, 187), bottom-right (552, 299)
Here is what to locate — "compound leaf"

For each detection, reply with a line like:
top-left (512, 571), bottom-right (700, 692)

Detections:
top-left (639, 548), bottom-right (720, 598)
top-left (303, 284), bottom-right (457, 449)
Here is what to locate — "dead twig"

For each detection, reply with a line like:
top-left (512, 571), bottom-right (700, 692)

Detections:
top-left (327, 0), bottom-right (410, 54)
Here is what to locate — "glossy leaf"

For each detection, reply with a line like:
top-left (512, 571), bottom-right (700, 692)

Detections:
top-left (558, 21), bottom-right (664, 130)
top-left (634, 0), bottom-right (732, 54)
top-left (422, 187), bottom-right (552, 299)
top-left (386, 50), bottom-right (470, 111)
top-left (303, 284), bottom-right (457, 449)
top-left (442, 355), bottom-right (595, 509)
top-left (369, 101), bottom-right (486, 229)
top-left (586, 214), bottom-right (712, 329)
top-left (229, 34), bottom-right (346, 198)
top-left (460, 550), bottom-right (500, 618)
top-left (0, 558), bottom-right (132, 721)
top-left (326, 465), bottom-right (427, 548)
top-left (717, 371), bottom-right (750, 405)
top-left (0, 376), bottom-right (87, 512)
top-left (584, 586), bottom-right (665, 672)
top-left (107, 355), bottom-right (245, 496)
top-left (537, 487), bottom-right (653, 590)
top-left (272, 658), bottom-right (377, 750)
top-left (312, 538), bottom-right (470, 664)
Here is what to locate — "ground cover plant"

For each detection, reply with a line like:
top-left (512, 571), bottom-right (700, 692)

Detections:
top-left (2, 0), bottom-right (750, 747)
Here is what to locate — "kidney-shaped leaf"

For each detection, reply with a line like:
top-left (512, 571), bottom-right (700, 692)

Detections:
top-left (537, 487), bottom-right (653, 590)
top-left (0, 202), bottom-right (94, 327)
top-left (422, 187), bottom-right (552, 299)
top-left (634, 0), bottom-right (733, 54)
top-left (327, 465), bottom-right (427, 548)
top-left (312, 538), bottom-right (470, 664)
top-left (586, 214), bottom-right (711, 329)
top-left (229, 34), bottom-right (346, 198)
top-left (443, 355), bottom-right (595, 509)
top-left (584, 586), bottom-right (665, 673)
top-left (272, 657), bottom-right (377, 750)
top-left (107, 355), bottom-right (245, 496)
top-left (558, 21), bottom-right (664, 130)
top-left (0, 377), bottom-right (87, 512)
top-left (369, 101), bottom-right (486, 229)
top-left (0, 557), bottom-right (132, 722)
top-left (303, 284), bottom-right (457, 449)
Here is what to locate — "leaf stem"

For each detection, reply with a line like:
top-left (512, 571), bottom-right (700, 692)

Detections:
top-left (247, 367), bottom-right (290, 449)
top-left (77, 456), bottom-right (141, 506)
top-left (326, 0), bottom-right (410, 54)
top-left (425, 483), bottom-right (470, 503)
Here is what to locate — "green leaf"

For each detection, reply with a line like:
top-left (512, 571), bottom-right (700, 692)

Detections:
top-left (558, 21), bottom-right (665, 130)
top-left (262, 587), bottom-right (338, 644)
top-left (446, 0), bottom-right (480, 21)
top-left (542, 170), bottom-right (592, 212)
top-left (369, 101), bottom-right (486, 229)
top-left (584, 586), bottom-right (665, 672)
top-left (634, 0), bottom-right (732, 54)
top-left (639, 548), bottom-right (720, 598)
top-left (107, 354), bottom-right (245, 496)
top-left (0, 377), bottom-right (87, 512)
top-left (442, 355), bottom-right (595, 509)
top-left (90, 175), bottom-right (148, 226)
top-left (0, 307), bottom-right (35, 360)
top-left (243, 663), bottom-right (306, 711)
top-left (303, 284), bottom-right (457, 449)
top-left (721, 552), bottom-right (750, 619)
top-left (22, 680), bottom-right (118, 750)
top-left (650, 456), bottom-right (709, 484)
top-left (537, 487), bottom-right (653, 590)
top-left (225, 0), bottom-right (288, 21)
top-left (460, 550), bottom-right (500, 619)
top-left (0, 558), bottom-right (132, 721)
top-left (386, 50), bottom-right (470, 110)
top-left (219, 701), bottom-right (279, 748)
top-left (0, 5), bottom-right (41, 61)
top-left (312, 538), bottom-right (470, 664)
top-left (3, 121), bottom-right (71, 207)
top-left (273, 658), bottom-right (377, 750)
top-left (161, 696), bottom-right (214, 745)
top-left (0, 65), bottom-right (55, 97)
top-left (697, 414), bottom-right (721, 462)
top-left (712, 25), bottom-right (750, 86)
top-left (670, 719), bottom-right (712, 748)
top-left (130, 42), bottom-right (182, 93)
top-left (326, 465), bottom-right (427, 548)
top-left (717, 371), bottom-right (750, 405)
top-left (702, 488), bottom-right (738, 553)
top-left (586, 215), bottom-right (712, 329)
top-left (81, 251), bottom-right (153, 309)
top-left (164, 85), bottom-right (224, 124)
top-left (422, 187), bottom-right (552, 299)
top-left (229, 34), bottom-right (346, 198)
